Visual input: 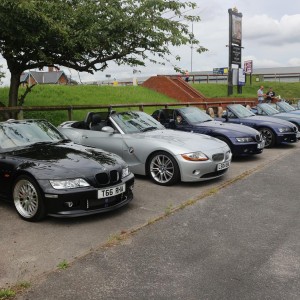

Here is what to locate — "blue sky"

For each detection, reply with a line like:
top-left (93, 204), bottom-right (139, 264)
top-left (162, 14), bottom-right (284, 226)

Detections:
top-left (1, 0), bottom-right (300, 85)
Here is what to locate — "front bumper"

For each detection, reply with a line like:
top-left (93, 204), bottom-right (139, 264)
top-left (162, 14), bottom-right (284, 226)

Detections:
top-left (276, 132), bottom-right (299, 144)
top-left (231, 141), bottom-right (264, 156)
top-left (40, 175), bottom-right (134, 218)
top-left (177, 154), bottom-right (232, 182)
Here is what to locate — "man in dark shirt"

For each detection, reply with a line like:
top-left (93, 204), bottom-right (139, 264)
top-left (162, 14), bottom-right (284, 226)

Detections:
top-left (265, 87), bottom-right (276, 103)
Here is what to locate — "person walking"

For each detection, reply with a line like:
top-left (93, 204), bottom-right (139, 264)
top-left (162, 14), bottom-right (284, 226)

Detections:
top-left (257, 86), bottom-right (265, 104)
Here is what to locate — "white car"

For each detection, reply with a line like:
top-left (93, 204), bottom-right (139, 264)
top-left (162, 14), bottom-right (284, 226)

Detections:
top-left (59, 111), bottom-right (232, 186)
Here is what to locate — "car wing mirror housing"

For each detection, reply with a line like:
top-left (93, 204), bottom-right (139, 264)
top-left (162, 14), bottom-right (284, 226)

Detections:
top-left (102, 126), bottom-right (115, 133)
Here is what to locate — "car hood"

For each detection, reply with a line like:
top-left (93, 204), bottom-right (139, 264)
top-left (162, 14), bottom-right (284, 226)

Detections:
top-left (273, 112), bottom-right (300, 121)
top-left (8, 141), bottom-right (124, 179)
top-left (242, 115), bottom-right (296, 127)
top-left (193, 121), bottom-right (259, 137)
top-left (129, 129), bottom-right (229, 153)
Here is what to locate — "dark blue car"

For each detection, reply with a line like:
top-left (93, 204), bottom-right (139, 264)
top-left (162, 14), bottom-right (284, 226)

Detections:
top-left (152, 106), bottom-right (264, 156)
top-left (274, 101), bottom-right (300, 116)
top-left (251, 103), bottom-right (300, 131)
top-left (216, 104), bottom-right (299, 148)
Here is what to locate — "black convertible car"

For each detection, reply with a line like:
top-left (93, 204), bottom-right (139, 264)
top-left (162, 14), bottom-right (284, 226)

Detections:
top-left (0, 119), bottom-right (134, 221)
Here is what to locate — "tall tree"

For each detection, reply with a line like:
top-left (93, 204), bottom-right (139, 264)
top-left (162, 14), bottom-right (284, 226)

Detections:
top-left (0, 65), bottom-right (5, 84)
top-left (0, 0), bottom-right (206, 107)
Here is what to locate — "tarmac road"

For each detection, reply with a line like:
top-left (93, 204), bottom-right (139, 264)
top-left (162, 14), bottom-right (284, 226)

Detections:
top-left (1, 143), bottom-right (299, 299)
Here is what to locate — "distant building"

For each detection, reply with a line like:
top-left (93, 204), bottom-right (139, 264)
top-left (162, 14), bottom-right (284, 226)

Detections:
top-left (20, 67), bottom-right (76, 85)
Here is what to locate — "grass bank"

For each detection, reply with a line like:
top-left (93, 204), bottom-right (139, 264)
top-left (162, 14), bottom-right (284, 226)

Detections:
top-left (1, 81), bottom-right (300, 125)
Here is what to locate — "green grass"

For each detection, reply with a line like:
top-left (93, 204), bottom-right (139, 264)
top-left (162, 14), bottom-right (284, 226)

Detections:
top-left (0, 289), bottom-right (15, 299)
top-left (191, 81), bottom-right (300, 99)
top-left (57, 259), bottom-right (69, 270)
top-left (1, 81), bottom-right (300, 125)
top-left (0, 84), bottom-right (177, 125)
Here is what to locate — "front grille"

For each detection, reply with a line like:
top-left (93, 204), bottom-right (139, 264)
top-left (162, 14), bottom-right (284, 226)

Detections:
top-left (95, 170), bottom-right (120, 186)
top-left (256, 134), bottom-right (262, 142)
top-left (110, 170), bottom-right (120, 184)
top-left (212, 153), bottom-right (224, 162)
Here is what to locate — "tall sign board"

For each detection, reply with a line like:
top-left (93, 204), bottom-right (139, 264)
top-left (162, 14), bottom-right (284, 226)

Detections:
top-left (228, 8), bottom-right (243, 95)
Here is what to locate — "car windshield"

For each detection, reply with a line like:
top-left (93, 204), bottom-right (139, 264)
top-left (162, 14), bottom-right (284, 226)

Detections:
top-left (179, 107), bottom-right (213, 123)
top-left (277, 101), bottom-right (296, 112)
top-left (258, 103), bottom-right (280, 115)
top-left (228, 104), bottom-right (256, 118)
top-left (110, 111), bottom-right (165, 134)
top-left (0, 120), bottom-right (65, 150)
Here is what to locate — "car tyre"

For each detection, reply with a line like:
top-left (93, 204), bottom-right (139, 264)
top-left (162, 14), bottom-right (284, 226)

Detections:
top-left (13, 175), bottom-right (46, 222)
top-left (147, 151), bottom-right (180, 186)
top-left (259, 127), bottom-right (275, 148)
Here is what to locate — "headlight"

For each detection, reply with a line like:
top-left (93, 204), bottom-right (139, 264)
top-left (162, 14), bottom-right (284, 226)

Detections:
top-left (122, 166), bottom-right (131, 178)
top-left (236, 137), bottom-right (254, 143)
top-left (181, 152), bottom-right (208, 161)
top-left (278, 127), bottom-right (291, 133)
top-left (50, 178), bottom-right (90, 189)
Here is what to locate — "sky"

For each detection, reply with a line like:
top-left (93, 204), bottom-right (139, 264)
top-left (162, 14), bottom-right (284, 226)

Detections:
top-left (1, 0), bottom-right (300, 86)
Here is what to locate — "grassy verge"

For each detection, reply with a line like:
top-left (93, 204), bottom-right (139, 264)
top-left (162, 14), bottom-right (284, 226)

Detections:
top-left (1, 81), bottom-right (300, 125)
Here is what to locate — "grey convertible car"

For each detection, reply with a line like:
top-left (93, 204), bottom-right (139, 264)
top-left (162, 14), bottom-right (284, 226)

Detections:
top-left (58, 111), bottom-right (232, 186)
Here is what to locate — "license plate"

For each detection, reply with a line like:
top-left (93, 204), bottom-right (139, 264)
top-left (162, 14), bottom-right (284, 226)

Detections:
top-left (98, 184), bottom-right (125, 199)
top-left (217, 161), bottom-right (230, 171)
top-left (257, 140), bottom-right (265, 149)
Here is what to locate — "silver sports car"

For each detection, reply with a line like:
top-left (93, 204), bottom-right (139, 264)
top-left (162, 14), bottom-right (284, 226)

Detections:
top-left (58, 111), bottom-right (232, 186)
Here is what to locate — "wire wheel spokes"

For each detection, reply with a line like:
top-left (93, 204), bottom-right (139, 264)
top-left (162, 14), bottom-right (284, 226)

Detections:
top-left (150, 154), bottom-right (175, 184)
top-left (14, 179), bottom-right (39, 218)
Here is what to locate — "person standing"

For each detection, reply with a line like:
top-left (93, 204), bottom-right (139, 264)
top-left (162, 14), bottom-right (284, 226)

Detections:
top-left (265, 87), bottom-right (276, 103)
top-left (257, 86), bottom-right (265, 103)
top-left (184, 70), bottom-right (189, 82)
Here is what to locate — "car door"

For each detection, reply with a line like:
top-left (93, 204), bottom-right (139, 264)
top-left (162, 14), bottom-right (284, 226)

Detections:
top-left (80, 129), bottom-right (142, 169)
top-left (173, 110), bottom-right (194, 132)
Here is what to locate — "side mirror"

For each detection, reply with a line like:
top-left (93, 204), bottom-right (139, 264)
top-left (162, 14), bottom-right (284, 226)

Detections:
top-left (101, 126), bottom-right (115, 133)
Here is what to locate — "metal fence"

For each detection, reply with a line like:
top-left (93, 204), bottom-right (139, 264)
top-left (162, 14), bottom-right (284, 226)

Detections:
top-left (0, 100), bottom-right (256, 121)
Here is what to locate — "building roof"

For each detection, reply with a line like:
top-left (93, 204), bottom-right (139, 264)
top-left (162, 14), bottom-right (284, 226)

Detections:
top-left (20, 70), bottom-right (68, 84)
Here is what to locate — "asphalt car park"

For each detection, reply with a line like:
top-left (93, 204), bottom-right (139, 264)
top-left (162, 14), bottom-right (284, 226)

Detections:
top-left (17, 144), bottom-right (300, 300)
top-left (0, 142), bottom-right (298, 290)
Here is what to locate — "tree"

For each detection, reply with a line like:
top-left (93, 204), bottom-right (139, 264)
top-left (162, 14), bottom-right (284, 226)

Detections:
top-left (0, 0), bottom-right (207, 108)
top-left (0, 65), bottom-right (5, 85)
